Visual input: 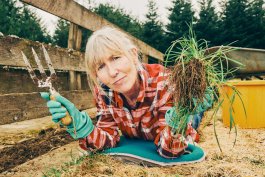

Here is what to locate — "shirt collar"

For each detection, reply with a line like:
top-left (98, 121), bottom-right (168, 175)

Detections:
top-left (136, 63), bottom-right (149, 103)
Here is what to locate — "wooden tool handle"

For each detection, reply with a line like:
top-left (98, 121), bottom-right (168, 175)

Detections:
top-left (50, 95), bottom-right (72, 126)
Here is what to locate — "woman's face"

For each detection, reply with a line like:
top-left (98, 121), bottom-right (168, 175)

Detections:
top-left (96, 50), bottom-right (139, 95)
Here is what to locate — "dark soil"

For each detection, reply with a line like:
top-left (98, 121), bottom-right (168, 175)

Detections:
top-left (170, 59), bottom-right (206, 109)
top-left (0, 128), bottom-right (74, 173)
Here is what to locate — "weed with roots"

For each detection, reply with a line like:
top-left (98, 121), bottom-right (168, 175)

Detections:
top-left (164, 26), bottom-right (246, 151)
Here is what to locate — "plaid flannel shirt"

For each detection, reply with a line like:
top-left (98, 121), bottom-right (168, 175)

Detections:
top-left (79, 63), bottom-right (199, 158)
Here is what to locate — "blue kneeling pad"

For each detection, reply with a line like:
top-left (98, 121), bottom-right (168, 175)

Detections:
top-left (102, 136), bottom-right (205, 166)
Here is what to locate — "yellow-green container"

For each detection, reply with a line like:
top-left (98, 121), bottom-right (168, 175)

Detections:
top-left (221, 80), bottom-right (265, 128)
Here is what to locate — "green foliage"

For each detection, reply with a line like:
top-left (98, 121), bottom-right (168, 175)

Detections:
top-left (166, 0), bottom-right (195, 43)
top-left (220, 0), bottom-right (253, 47)
top-left (3, 0), bottom-right (264, 51)
top-left (52, 3), bottom-right (143, 51)
top-left (42, 152), bottom-right (87, 177)
top-left (165, 26), bottom-right (246, 151)
top-left (195, 0), bottom-right (222, 46)
top-left (167, 0), bottom-right (265, 50)
top-left (0, 0), bottom-right (51, 43)
top-left (52, 19), bottom-right (92, 51)
top-left (80, 28), bottom-right (93, 52)
top-left (142, 0), bottom-right (165, 52)
top-left (53, 19), bottom-right (69, 48)
top-left (93, 3), bottom-right (144, 40)
top-left (244, 0), bottom-right (265, 49)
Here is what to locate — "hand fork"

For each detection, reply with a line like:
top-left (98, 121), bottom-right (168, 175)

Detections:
top-left (21, 45), bottom-right (72, 126)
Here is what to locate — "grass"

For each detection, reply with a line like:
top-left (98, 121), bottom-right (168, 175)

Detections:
top-left (42, 151), bottom-right (88, 177)
top-left (37, 117), bottom-right (264, 177)
top-left (163, 26), bottom-right (246, 151)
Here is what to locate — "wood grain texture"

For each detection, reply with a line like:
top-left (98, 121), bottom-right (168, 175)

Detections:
top-left (0, 90), bottom-right (95, 125)
top-left (20, 0), bottom-right (164, 61)
top-left (0, 36), bottom-right (86, 71)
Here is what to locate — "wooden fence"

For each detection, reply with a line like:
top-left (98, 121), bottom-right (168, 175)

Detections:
top-left (0, 0), bottom-right (164, 124)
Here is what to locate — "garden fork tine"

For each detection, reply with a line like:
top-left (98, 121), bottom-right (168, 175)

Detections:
top-left (22, 47), bottom-right (55, 94)
top-left (21, 46), bottom-right (72, 126)
top-left (32, 47), bottom-right (47, 82)
top-left (42, 44), bottom-right (56, 81)
top-left (21, 52), bottom-right (39, 84)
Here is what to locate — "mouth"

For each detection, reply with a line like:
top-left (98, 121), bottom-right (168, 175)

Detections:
top-left (113, 76), bottom-right (126, 85)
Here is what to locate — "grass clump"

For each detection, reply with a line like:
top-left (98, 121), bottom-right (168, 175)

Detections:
top-left (164, 27), bottom-right (245, 151)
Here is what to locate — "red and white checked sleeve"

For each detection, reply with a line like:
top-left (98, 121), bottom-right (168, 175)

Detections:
top-left (79, 89), bottom-right (120, 151)
top-left (153, 88), bottom-right (200, 158)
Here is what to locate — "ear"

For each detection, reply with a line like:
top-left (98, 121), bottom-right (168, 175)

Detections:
top-left (131, 48), bottom-right (139, 64)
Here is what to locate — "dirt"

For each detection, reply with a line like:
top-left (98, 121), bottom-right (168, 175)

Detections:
top-left (0, 110), bottom-right (265, 177)
top-left (0, 108), bottom-right (96, 175)
top-left (41, 111), bottom-right (265, 177)
top-left (170, 59), bottom-right (206, 108)
top-left (0, 128), bottom-right (74, 173)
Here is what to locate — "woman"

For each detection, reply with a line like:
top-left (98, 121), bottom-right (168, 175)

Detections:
top-left (41, 27), bottom-right (201, 158)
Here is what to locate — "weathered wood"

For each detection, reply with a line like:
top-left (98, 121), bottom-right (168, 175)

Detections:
top-left (0, 68), bottom-right (74, 94)
top-left (0, 36), bottom-right (86, 71)
top-left (68, 23), bottom-right (82, 51)
top-left (20, 0), bottom-right (164, 61)
top-left (68, 23), bottom-right (83, 90)
top-left (142, 54), bottom-right (148, 64)
top-left (0, 90), bottom-right (95, 125)
top-left (76, 26), bottom-right (82, 51)
top-left (69, 70), bottom-right (76, 90)
top-left (76, 73), bottom-right (82, 90)
top-left (0, 68), bottom-right (90, 94)
top-left (68, 23), bottom-right (75, 49)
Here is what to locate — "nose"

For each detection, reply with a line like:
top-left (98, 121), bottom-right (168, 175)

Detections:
top-left (107, 64), bottom-right (118, 77)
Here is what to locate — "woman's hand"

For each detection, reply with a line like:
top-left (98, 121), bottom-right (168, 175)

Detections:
top-left (40, 92), bottom-right (94, 139)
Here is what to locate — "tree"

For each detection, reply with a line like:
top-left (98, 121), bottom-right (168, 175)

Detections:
top-left (93, 3), bottom-right (144, 40)
top-left (195, 0), bottom-right (222, 46)
top-left (80, 28), bottom-right (93, 52)
top-left (166, 0), bottom-right (195, 43)
top-left (53, 19), bottom-right (92, 51)
top-left (0, 0), bottom-right (51, 43)
top-left (244, 0), bottom-right (265, 49)
top-left (52, 3), bottom-right (144, 51)
top-left (220, 0), bottom-right (251, 47)
top-left (0, 0), bottom-right (21, 35)
top-left (142, 0), bottom-right (165, 52)
top-left (20, 6), bottom-right (51, 43)
top-left (53, 19), bottom-right (70, 48)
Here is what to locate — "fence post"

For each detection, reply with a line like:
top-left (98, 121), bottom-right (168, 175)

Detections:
top-left (68, 23), bottom-right (83, 90)
top-left (76, 72), bottom-right (82, 90)
top-left (142, 54), bottom-right (149, 63)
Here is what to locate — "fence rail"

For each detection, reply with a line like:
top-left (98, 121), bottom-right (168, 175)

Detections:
top-left (20, 0), bottom-right (164, 61)
top-left (0, 0), bottom-right (165, 125)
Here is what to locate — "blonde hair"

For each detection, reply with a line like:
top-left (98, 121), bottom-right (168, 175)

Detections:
top-left (85, 26), bottom-right (139, 90)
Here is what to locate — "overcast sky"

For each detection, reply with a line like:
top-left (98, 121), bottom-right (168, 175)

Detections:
top-left (31, 0), bottom-right (220, 35)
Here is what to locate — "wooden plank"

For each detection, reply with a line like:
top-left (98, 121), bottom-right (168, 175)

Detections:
top-left (75, 25), bottom-right (83, 50)
top-left (0, 68), bottom-right (78, 94)
top-left (0, 90), bottom-right (95, 125)
top-left (76, 73), bottom-right (82, 90)
top-left (0, 36), bottom-right (86, 71)
top-left (142, 54), bottom-right (148, 64)
top-left (69, 70), bottom-right (76, 90)
top-left (68, 23), bottom-right (83, 90)
top-left (20, 0), bottom-right (164, 61)
top-left (68, 23), bottom-right (82, 51)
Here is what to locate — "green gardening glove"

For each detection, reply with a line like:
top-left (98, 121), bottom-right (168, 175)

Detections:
top-left (193, 91), bottom-right (214, 114)
top-left (40, 92), bottom-right (94, 139)
top-left (165, 107), bottom-right (192, 130)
